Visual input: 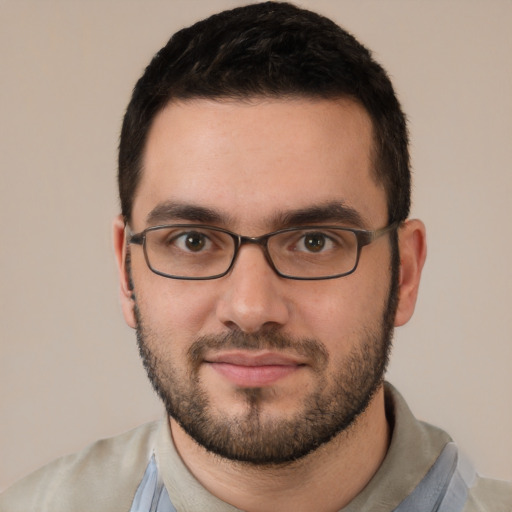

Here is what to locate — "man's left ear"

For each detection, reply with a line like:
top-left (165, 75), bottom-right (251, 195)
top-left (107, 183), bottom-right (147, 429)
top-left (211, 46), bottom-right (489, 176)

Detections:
top-left (394, 219), bottom-right (427, 327)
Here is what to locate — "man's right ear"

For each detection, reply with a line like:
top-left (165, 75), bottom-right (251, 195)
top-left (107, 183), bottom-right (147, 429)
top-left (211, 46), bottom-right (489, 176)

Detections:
top-left (113, 215), bottom-right (137, 329)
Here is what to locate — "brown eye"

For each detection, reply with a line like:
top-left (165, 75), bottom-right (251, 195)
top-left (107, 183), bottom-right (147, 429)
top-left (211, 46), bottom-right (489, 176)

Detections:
top-left (184, 232), bottom-right (207, 252)
top-left (303, 233), bottom-right (327, 252)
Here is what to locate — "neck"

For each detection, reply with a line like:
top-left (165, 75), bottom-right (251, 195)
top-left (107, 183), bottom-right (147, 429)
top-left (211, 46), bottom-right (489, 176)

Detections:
top-left (170, 385), bottom-right (390, 512)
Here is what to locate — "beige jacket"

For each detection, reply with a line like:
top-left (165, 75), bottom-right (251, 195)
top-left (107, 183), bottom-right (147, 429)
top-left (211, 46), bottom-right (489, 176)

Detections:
top-left (1, 384), bottom-right (510, 511)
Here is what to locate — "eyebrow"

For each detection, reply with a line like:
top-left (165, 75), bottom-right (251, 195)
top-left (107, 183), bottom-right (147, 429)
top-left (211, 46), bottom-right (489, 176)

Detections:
top-left (146, 201), bottom-right (231, 225)
top-left (146, 200), bottom-right (367, 230)
top-left (272, 202), bottom-right (367, 229)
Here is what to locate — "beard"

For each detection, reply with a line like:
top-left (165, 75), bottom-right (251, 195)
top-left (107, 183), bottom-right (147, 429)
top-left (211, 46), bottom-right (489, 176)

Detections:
top-left (133, 245), bottom-right (399, 466)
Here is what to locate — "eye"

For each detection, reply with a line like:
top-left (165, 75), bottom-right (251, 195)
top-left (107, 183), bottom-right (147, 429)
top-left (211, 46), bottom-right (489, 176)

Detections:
top-left (174, 231), bottom-right (211, 252)
top-left (298, 232), bottom-right (333, 253)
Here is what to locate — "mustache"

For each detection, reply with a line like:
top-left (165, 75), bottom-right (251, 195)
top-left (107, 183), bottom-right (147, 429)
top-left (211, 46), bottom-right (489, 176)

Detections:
top-left (187, 328), bottom-right (329, 369)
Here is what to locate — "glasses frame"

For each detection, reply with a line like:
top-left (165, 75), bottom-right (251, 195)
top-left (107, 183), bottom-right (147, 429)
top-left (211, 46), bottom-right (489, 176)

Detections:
top-left (127, 222), bottom-right (400, 281)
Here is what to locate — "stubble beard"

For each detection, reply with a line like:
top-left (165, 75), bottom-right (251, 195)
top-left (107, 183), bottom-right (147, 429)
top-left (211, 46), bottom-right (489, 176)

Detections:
top-left (133, 250), bottom-right (399, 466)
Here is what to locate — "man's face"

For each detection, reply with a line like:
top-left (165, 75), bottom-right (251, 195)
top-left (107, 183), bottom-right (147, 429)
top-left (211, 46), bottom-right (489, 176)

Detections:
top-left (125, 98), bottom-right (397, 464)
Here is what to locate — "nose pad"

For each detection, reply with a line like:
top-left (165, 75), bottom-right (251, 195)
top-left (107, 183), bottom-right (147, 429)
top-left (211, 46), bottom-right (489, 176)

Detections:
top-left (231, 236), bottom-right (278, 275)
top-left (216, 245), bottom-right (290, 333)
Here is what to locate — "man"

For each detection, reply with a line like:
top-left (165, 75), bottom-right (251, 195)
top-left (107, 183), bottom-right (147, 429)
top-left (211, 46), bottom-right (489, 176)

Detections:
top-left (1, 2), bottom-right (510, 511)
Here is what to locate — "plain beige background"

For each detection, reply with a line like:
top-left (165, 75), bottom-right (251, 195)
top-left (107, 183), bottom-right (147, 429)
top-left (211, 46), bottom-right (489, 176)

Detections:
top-left (1, 0), bottom-right (511, 492)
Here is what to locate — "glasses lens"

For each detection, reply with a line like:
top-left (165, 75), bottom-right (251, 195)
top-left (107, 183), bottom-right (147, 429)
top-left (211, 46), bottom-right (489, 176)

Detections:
top-left (144, 226), bottom-right (235, 278)
top-left (268, 227), bottom-right (358, 278)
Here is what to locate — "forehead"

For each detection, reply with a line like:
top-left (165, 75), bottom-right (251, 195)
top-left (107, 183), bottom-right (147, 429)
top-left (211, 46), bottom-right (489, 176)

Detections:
top-left (133, 97), bottom-right (387, 230)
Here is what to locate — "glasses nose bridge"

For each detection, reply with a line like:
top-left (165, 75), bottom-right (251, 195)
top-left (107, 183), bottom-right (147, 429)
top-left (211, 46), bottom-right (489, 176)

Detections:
top-left (233, 233), bottom-right (276, 270)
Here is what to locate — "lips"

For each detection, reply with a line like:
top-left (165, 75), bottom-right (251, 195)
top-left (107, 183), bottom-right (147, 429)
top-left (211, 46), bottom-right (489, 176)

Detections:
top-left (204, 351), bottom-right (305, 387)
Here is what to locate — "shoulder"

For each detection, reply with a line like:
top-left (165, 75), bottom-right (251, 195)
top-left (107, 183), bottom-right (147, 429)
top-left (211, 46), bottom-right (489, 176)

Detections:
top-left (464, 476), bottom-right (512, 512)
top-left (0, 421), bottom-right (161, 512)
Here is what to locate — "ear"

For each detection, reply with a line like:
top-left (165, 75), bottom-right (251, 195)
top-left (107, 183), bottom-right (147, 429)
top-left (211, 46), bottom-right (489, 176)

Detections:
top-left (113, 215), bottom-right (137, 329)
top-left (394, 219), bottom-right (427, 327)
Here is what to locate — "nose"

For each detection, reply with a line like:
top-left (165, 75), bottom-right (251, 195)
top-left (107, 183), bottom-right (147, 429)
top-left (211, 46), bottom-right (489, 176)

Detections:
top-left (215, 244), bottom-right (290, 333)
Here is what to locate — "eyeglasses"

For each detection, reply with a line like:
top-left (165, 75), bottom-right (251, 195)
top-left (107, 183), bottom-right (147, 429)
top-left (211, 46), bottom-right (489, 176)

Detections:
top-left (127, 222), bottom-right (399, 281)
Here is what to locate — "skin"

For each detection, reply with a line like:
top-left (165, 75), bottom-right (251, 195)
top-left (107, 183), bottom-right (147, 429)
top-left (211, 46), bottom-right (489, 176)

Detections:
top-left (113, 97), bottom-right (426, 511)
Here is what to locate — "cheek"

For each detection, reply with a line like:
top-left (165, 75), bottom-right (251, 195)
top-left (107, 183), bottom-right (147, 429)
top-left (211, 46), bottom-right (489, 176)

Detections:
top-left (133, 267), bottom-right (219, 342)
top-left (294, 273), bottom-right (390, 343)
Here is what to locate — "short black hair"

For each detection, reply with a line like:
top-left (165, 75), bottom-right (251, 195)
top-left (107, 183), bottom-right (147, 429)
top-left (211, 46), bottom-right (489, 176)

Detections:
top-left (119, 1), bottom-right (410, 224)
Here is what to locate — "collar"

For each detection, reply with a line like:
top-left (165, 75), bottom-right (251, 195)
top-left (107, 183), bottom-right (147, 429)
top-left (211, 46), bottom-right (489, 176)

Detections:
top-left (153, 382), bottom-right (452, 512)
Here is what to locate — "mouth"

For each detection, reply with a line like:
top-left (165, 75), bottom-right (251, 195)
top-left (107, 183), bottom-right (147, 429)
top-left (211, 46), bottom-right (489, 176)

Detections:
top-left (204, 351), bottom-right (307, 387)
